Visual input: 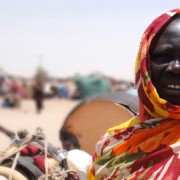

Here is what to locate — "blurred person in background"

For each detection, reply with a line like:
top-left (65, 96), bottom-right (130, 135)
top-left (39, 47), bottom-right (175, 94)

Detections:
top-left (32, 79), bottom-right (44, 113)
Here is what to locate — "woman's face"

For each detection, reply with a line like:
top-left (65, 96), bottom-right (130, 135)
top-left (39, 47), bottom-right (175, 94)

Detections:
top-left (150, 17), bottom-right (180, 105)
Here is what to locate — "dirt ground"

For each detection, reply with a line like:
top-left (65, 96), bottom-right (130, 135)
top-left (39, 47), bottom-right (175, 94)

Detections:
top-left (0, 98), bottom-right (79, 150)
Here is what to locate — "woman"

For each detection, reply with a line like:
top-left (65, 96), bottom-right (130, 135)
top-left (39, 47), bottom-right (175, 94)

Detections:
top-left (88, 8), bottom-right (180, 179)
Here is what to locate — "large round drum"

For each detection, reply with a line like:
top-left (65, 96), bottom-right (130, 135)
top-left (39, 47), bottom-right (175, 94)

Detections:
top-left (60, 89), bottom-right (138, 155)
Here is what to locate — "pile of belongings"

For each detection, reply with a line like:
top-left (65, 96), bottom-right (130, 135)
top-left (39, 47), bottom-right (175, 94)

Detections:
top-left (0, 128), bottom-right (85, 180)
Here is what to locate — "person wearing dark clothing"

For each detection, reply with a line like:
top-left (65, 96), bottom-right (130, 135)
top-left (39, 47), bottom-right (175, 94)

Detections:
top-left (32, 80), bottom-right (44, 113)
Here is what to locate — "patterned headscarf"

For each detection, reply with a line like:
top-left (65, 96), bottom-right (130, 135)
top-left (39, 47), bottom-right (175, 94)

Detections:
top-left (88, 8), bottom-right (180, 180)
top-left (135, 8), bottom-right (180, 121)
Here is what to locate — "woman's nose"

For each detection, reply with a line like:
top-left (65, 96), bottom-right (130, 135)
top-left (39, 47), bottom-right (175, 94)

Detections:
top-left (166, 60), bottom-right (180, 74)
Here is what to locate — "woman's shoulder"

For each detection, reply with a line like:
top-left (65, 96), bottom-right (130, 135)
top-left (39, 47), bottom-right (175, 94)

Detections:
top-left (93, 116), bottom-right (140, 160)
top-left (107, 116), bottom-right (140, 133)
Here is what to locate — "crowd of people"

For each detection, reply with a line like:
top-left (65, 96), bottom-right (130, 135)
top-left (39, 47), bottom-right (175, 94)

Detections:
top-left (0, 74), bottom-right (133, 109)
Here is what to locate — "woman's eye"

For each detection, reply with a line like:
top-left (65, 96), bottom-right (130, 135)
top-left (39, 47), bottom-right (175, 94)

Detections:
top-left (151, 55), bottom-right (174, 64)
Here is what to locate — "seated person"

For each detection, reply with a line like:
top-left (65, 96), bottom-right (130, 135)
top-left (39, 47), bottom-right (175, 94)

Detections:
top-left (88, 8), bottom-right (180, 179)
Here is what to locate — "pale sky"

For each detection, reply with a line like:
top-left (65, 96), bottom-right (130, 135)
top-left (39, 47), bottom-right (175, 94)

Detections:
top-left (0, 1), bottom-right (180, 81)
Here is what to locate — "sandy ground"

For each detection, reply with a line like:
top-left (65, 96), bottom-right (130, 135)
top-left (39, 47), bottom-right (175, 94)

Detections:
top-left (0, 98), bottom-right (79, 150)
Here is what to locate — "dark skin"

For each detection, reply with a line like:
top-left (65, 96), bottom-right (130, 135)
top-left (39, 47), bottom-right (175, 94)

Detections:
top-left (150, 16), bottom-right (180, 105)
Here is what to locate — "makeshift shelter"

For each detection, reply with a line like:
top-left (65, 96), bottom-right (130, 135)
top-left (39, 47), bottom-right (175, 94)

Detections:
top-left (74, 76), bottom-right (111, 99)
